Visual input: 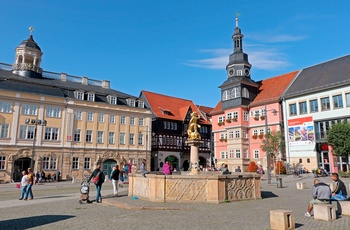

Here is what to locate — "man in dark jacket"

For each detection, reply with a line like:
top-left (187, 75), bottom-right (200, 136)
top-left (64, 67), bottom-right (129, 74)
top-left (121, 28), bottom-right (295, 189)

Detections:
top-left (88, 164), bottom-right (105, 203)
top-left (305, 179), bottom-right (331, 217)
top-left (331, 172), bottom-right (348, 201)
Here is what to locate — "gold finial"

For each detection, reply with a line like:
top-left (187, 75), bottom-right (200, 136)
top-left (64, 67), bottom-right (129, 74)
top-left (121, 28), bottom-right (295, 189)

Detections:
top-left (235, 12), bottom-right (240, 28)
top-left (29, 26), bottom-right (34, 35)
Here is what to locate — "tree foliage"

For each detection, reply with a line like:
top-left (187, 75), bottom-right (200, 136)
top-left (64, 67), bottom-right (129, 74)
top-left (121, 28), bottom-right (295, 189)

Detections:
top-left (260, 130), bottom-right (286, 162)
top-left (327, 121), bottom-right (350, 157)
top-left (275, 161), bottom-right (287, 174)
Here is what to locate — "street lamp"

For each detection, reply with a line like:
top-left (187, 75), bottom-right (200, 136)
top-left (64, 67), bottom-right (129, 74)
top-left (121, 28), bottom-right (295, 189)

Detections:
top-left (262, 104), bottom-right (278, 185)
top-left (25, 118), bottom-right (47, 170)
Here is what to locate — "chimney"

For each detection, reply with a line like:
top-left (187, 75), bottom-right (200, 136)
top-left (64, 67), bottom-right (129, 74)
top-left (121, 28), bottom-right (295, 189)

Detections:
top-left (60, 73), bottom-right (67, 82)
top-left (102, 80), bottom-right (110, 89)
top-left (82, 76), bottom-right (88, 85)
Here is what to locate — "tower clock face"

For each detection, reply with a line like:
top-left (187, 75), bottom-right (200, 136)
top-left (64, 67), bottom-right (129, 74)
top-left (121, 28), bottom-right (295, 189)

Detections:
top-left (244, 68), bottom-right (250, 77)
top-left (228, 67), bottom-right (235, 77)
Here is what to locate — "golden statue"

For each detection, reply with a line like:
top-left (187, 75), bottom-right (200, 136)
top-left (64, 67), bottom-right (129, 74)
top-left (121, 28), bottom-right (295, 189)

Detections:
top-left (187, 112), bottom-right (201, 140)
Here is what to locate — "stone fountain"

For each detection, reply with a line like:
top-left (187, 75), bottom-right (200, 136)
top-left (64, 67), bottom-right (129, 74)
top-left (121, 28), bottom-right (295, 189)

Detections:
top-left (128, 112), bottom-right (261, 203)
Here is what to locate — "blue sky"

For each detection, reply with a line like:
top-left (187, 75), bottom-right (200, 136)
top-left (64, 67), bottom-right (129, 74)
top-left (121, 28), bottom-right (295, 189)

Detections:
top-left (1, 1), bottom-right (350, 107)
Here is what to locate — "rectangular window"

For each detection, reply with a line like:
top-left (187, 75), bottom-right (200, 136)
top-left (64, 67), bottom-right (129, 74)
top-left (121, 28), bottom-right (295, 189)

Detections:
top-left (84, 158), bottom-right (91, 169)
top-left (76, 92), bottom-right (84, 100)
top-left (97, 131), bottom-right (103, 144)
top-left (22, 104), bottom-right (37, 115)
top-left (321, 97), bottom-right (330, 111)
top-left (109, 114), bottom-right (115, 123)
top-left (253, 130), bottom-right (258, 135)
top-left (228, 131), bottom-right (234, 139)
top-left (46, 107), bottom-right (61, 118)
top-left (259, 129), bottom-right (264, 135)
top-left (50, 157), bottom-right (57, 169)
top-left (72, 157), bottom-right (79, 169)
top-left (243, 111), bottom-right (248, 121)
top-left (19, 125), bottom-right (35, 139)
top-left (289, 103), bottom-right (297, 116)
top-left (98, 113), bottom-right (104, 122)
top-left (87, 93), bottom-right (95, 101)
top-left (346, 93), bottom-right (350, 107)
top-left (218, 116), bottom-right (225, 123)
top-left (42, 157), bottom-right (49, 170)
top-left (307, 158), bottom-right (310, 163)
top-left (119, 133), bottom-right (125, 144)
top-left (87, 112), bottom-right (94, 121)
top-left (138, 118), bottom-right (144, 126)
top-left (309, 99), bottom-right (318, 112)
top-left (120, 115), bottom-right (126, 124)
top-left (220, 151), bottom-right (226, 159)
top-left (130, 117), bottom-right (135, 125)
top-left (110, 96), bottom-right (117, 105)
top-left (108, 132), bottom-right (115, 144)
top-left (138, 133), bottom-right (143, 145)
top-left (299, 101), bottom-right (307, 114)
top-left (0, 156), bottom-right (5, 169)
top-left (235, 150), bottom-right (241, 158)
top-left (76, 110), bottom-right (82, 120)
top-left (129, 99), bottom-right (135, 107)
top-left (254, 150), bottom-right (259, 158)
top-left (0, 124), bottom-right (9, 138)
top-left (74, 129), bottom-right (81, 142)
top-left (227, 113), bottom-right (232, 120)
top-left (44, 127), bottom-right (59, 140)
top-left (233, 112), bottom-right (238, 119)
top-left (229, 149), bottom-right (234, 158)
top-left (0, 101), bottom-right (12, 113)
top-left (129, 133), bottom-right (135, 145)
top-left (333, 94), bottom-right (343, 109)
top-left (138, 101), bottom-right (144, 108)
top-left (235, 130), bottom-right (240, 138)
top-left (299, 158), bottom-right (302, 163)
top-left (86, 130), bottom-right (92, 142)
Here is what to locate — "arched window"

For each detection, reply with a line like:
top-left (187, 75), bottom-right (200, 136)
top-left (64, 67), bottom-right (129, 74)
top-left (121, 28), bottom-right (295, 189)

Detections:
top-left (242, 88), bottom-right (249, 98)
top-left (231, 87), bottom-right (241, 98)
top-left (222, 90), bottom-right (230, 101)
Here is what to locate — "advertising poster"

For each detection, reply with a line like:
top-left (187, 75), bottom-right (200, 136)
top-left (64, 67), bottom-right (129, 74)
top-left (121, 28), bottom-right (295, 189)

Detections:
top-left (288, 116), bottom-right (315, 157)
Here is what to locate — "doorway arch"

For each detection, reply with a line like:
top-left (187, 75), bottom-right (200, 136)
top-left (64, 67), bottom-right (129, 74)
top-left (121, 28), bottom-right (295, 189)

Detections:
top-left (13, 157), bottom-right (32, 182)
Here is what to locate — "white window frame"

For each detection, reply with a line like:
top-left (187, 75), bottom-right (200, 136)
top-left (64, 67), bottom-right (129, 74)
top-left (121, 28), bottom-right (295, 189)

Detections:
top-left (86, 130), bottom-right (92, 142)
top-left (87, 93), bottom-right (95, 102)
top-left (0, 101), bottom-right (12, 113)
top-left (97, 131), bottom-right (104, 144)
top-left (44, 127), bottom-right (59, 141)
top-left (109, 114), bottom-right (115, 124)
top-left (46, 107), bottom-right (61, 118)
top-left (74, 129), bottom-right (81, 142)
top-left (119, 132), bottom-right (125, 144)
top-left (0, 156), bottom-right (6, 169)
top-left (108, 132), bottom-right (115, 144)
top-left (76, 110), bottom-right (82, 120)
top-left (22, 104), bottom-right (37, 115)
top-left (98, 113), bottom-right (104, 123)
top-left (76, 91), bottom-right (84, 100)
top-left (87, 112), bottom-right (94, 121)
top-left (138, 118), bottom-right (144, 126)
top-left (120, 115), bottom-right (126, 124)
top-left (129, 133), bottom-right (135, 145)
top-left (0, 124), bottom-right (9, 138)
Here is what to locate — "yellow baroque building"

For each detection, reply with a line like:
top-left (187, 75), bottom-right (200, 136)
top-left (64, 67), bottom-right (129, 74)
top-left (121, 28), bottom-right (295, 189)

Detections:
top-left (0, 32), bottom-right (152, 183)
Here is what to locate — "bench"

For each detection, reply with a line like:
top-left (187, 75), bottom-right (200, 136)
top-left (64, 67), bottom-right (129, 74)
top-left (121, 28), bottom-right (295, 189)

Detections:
top-left (270, 209), bottom-right (295, 230)
top-left (296, 182), bottom-right (306, 189)
top-left (334, 201), bottom-right (350, 216)
top-left (314, 204), bottom-right (336, 221)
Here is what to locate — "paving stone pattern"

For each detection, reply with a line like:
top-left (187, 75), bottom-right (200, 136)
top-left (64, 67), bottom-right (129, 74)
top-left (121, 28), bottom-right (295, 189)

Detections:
top-left (0, 174), bottom-right (349, 229)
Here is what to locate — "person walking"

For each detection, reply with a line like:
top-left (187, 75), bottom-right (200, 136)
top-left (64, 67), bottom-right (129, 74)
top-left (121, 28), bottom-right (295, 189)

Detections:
top-left (119, 169), bottom-right (124, 187)
top-left (162, 161), bottom-right (172, 175)
top-left (24, 168), bottom-right (35, 200)
top-left (110, 166), bottom-right (120, 196)
top-left (19, 171), bottom-right (28, 200)
top-left (88, 164), bottom-right (105, 203)
top-left (305, 179), bottom-right (331, 217)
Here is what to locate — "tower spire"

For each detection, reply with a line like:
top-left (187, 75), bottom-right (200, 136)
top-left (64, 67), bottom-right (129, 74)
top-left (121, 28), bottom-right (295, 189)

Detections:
top-left (29, 26), bottom-right (34, 35)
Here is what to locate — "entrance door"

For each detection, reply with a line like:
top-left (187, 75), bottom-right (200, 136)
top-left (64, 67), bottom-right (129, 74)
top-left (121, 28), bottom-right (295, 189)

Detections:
top-left (103, 159), bottom-right (117, 179)
top-left (13, 158), bottom-right (32, 182)
top-left (318, 151), bottom-right (330, 173)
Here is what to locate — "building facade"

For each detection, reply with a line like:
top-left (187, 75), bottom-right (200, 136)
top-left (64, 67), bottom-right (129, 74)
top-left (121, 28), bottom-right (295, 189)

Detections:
top-left (0, 32), bottom-right (152, 183)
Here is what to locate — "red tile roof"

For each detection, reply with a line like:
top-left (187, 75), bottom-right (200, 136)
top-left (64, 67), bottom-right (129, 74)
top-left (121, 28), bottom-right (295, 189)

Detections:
top-left (142, 90), bottom-right (211, 124)
top-left (250, 71), bottom-right (299, 107)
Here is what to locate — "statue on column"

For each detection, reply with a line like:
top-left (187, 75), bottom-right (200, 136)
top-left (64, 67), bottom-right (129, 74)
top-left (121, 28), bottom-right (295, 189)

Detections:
top-left (187, 112), bottom-right (201, 140)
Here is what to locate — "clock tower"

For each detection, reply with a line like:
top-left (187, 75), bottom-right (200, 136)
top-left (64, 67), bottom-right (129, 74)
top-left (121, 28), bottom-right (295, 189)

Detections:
top-left (219, 18), bottom-right (259, 110)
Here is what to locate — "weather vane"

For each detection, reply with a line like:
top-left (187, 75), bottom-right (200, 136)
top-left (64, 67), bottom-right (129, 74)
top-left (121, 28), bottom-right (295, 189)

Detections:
top-left (235, 12), bottom-right (240, 27)
top-left (29, 26), bottom-right (34, 35)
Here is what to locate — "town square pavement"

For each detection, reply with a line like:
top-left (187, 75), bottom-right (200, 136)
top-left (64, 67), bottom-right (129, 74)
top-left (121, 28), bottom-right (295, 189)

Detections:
top-left (0, 174), bottom-right (349, 230)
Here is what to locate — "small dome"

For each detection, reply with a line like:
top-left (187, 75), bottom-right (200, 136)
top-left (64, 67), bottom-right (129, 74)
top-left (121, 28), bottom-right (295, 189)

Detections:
top-left (18, 35), bottom-right (41, 51)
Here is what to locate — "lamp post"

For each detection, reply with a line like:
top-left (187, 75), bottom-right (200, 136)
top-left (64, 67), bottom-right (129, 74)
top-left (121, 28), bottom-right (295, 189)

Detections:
top-left (25, 118), bottom-right (47, 170)
top-left (263, 104), bottom-right (278, 185)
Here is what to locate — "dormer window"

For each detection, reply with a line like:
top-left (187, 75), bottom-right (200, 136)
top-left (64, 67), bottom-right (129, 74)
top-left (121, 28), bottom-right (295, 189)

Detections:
top-left (138, 101), bottom-right (144, 108)
top-left (242, 87), bottom-right (249, 98)
top-left (108, 96), bottom-right (117, 105)
top-left (76, 91), bottom-right (84, 100)
top-left (128, 99), bottom-right (135, 107)
top-left (87, 93), bottom-right (95, 102)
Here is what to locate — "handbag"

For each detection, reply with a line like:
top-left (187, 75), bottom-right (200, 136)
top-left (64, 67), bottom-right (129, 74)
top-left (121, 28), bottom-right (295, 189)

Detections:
top-left (92, 171), bottom-right (101, 185)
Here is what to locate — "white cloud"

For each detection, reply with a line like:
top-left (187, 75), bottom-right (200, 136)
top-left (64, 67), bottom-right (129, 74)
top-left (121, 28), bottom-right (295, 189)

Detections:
top-left (248, 33), bottom-right (306, 43)
top-left (184, 46), bottom-right (291, 71)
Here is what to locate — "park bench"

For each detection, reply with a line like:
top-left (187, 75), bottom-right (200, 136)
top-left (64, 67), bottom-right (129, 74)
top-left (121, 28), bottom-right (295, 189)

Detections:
top-left (270, 209), bottom-right (295, 230)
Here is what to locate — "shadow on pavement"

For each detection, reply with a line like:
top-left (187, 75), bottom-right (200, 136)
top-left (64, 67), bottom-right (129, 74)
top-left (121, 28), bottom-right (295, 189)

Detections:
top-left (36, 195), bottom-right (70, 200)
top-left (295, 223), bottom-right (304, 228)
top-left (0, 215), bottom-right (75, 229)
top-left (261, 191), bottom-right (278, 199)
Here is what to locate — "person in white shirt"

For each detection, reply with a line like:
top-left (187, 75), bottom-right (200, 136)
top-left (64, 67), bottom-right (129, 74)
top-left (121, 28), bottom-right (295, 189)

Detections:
top-left (19, 170), bottom-right (28, 200)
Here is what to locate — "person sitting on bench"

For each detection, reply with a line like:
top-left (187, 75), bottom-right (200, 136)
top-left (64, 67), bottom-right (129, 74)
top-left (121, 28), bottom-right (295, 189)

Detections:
top-left (331, 173), bottom-right (348, 201)
top-left (305, 179), bottom-right (331, 217)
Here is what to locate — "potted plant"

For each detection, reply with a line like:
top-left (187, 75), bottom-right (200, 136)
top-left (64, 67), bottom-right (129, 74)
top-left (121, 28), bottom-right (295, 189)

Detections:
top-left (232, 117), bottom-right (237, 122)
top-left (252, 134), bottom-right (258, 139)
top-left (226, 119), bottom-right (231, 123)
top-left (218, 122), bottom-right (224, 126)
top-left (254, 116), bottom-right (259, 121)
top-left (258, 134), bottom-right (264, 139)
top-left (260, 116), bottom-right (265, 120)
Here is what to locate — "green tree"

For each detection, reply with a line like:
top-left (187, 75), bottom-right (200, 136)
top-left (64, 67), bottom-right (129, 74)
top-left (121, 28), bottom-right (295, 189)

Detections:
top-left (260, 130), bottom-right (286, 164)
top-left (327, 121), bottom-right (350, 157)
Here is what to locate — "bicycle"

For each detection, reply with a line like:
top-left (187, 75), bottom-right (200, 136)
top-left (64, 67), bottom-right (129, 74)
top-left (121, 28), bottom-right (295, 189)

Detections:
top-left (293, 169), bottom-right (302, 178)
